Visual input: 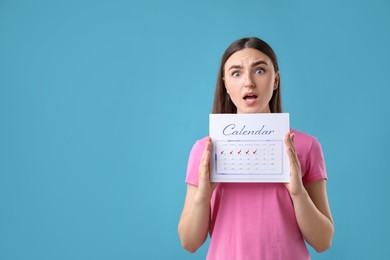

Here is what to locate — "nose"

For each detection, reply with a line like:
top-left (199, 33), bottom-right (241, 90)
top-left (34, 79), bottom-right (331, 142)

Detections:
top-left (244, 74), bottom-right (255, 88)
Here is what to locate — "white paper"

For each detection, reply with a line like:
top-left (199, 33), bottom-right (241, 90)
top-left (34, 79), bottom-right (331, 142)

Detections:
top-left (209, 113), bottom-right (290, 183)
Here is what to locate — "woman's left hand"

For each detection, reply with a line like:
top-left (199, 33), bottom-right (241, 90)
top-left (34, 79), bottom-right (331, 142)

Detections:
top-left (284, 132), bottom-right (305, 197)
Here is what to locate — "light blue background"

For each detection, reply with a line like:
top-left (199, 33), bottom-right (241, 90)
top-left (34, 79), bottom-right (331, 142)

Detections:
top-left (1, 0), bottom-right (389, 259)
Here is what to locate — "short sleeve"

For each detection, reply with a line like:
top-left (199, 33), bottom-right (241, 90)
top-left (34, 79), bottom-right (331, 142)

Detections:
top-left (185, 138), bottom-right (207, 186)
top-left (302, 138), bottom-right (328, 185)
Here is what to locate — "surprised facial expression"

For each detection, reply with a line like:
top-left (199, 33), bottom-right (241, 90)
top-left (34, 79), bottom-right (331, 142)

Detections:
top-left (223, 48), bottom-right (279, 114)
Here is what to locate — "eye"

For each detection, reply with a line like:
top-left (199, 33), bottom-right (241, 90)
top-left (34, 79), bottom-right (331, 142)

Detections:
top-left (255, 68), bottom-right (265, 75)
top-left (232, 71), bottom-right (240, 78)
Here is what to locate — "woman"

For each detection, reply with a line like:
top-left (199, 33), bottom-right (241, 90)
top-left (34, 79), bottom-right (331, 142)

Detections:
top-left (178, 37), bottom-right (334, 260)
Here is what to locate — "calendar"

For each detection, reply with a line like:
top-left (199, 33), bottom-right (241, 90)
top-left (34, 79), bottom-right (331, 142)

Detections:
top-left (210, 113), bottom-right (290, 182)
top-left (215, 140), bottom-right (283, 174)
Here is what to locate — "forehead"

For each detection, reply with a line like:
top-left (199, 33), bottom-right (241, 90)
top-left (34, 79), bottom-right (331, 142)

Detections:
top-left (225, 48), bottom-right (271, 68)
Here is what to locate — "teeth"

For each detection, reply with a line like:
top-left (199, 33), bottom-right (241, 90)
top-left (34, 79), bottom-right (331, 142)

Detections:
top-left (244, 95), bottom-right (257, 99)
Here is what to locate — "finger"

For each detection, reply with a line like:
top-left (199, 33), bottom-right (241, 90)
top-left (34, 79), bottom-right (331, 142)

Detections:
top-left (287, 134), bottom-right (300, 165)
top-left (200, 146), bottom-right (207, 168)
top-left (286, 145), bottom-right (297, 167)
top-left (284, 133), bottom-right (290, 148)
top-left (199, 141), bottom-right (212, 180)
top-left (285, 133), bottom-right (295, 159)
top-left (286, 133), bottom-right (294, 149)
top-left (289, 133), bottom-right (297, 155)
top-left (201, 138), bottom-right (211, 162)
top-left (200, 150), bottom-right (210, 173)
top-left (285, 133), bottom-right (296, 153)
top-left (208, 136), bottom-right (213, 150)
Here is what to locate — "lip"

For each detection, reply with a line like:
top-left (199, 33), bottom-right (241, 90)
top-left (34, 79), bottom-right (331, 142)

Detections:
top-left (242, 92), bottom-right (258, 99)
top-left (242, 92), bottom-right (258, 106)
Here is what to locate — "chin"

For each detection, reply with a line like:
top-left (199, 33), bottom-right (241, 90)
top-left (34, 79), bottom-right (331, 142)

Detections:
top-left (238, 108), bottom-right (259, 114)
top-left (238, 106), bottom-right (269, 114)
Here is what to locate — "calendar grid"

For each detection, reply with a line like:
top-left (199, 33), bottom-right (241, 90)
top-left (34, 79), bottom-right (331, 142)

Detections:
top-left (214, 140), bottom-right (283, 176)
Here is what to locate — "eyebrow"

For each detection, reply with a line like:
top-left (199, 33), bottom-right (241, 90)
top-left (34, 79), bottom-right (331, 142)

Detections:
top-left (227, 60), bottom-right (269, 71)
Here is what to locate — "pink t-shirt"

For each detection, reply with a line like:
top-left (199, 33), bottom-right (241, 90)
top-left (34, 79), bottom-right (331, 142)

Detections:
top-left (185, 129), bottom-right (327, 260)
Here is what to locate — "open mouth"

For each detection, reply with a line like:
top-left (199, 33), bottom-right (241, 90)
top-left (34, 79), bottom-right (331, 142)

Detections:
top-left (243, 94), bottom-right (258, 100)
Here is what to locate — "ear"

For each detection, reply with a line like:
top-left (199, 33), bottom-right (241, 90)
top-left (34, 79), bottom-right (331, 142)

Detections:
top-left (273, 72), bottom-right (280, 90)
top-left (225, 86), bottom-right (230, 95)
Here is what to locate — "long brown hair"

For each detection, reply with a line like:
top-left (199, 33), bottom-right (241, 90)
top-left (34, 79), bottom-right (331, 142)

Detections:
top-left (212, 37), bottom-right (282, 113)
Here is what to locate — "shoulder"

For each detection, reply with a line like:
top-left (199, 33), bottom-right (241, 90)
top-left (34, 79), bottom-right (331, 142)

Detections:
top-left (290, 128), bottom-right (320, 155)
top-left (187, 136), bottom-right (209, 167)
top-left (185, 136), bottom-right (208, 185)
top-left (291, 128), bottom-right (327, 183)
top-left (290, 128), bottom-right (317, 143)
top-left (191, 136), bottom-right (208, 154)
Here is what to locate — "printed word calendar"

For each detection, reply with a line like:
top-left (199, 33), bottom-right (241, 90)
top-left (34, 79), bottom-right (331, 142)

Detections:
top-left (210, 113), bottom-right (290, 182)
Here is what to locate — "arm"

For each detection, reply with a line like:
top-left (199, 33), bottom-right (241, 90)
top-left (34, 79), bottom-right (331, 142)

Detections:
top-left (178, 137), bottom-right (217, 253)
top-left (285, 133), bottom-right (334, 252)
top-left (291, 180), bottom-right (334, 252)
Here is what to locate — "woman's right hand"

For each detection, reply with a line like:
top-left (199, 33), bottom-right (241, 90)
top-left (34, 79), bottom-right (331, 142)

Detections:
top-left (196, 137), bottom-right (217, 201)
top-left (178, 137), bottom-right (217, 252)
